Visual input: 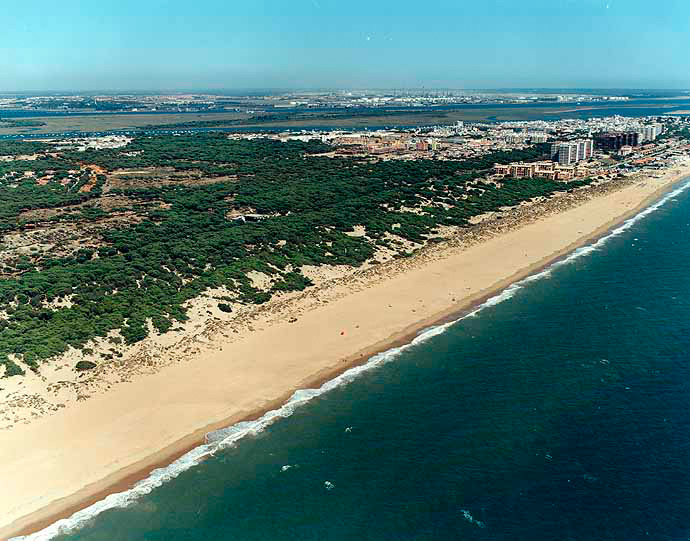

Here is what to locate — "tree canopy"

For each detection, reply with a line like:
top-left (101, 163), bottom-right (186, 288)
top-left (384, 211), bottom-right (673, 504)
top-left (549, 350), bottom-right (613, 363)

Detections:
top-left (0, 134), bottom-right (591, 376)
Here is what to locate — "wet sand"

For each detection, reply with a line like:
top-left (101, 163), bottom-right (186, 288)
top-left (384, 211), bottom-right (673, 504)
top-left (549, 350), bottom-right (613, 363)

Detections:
top-left (2, 164), bottom-right (690, 540)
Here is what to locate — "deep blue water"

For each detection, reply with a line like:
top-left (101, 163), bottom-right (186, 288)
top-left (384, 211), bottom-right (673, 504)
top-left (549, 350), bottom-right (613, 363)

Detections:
top-left (27, 178), bottom-right (690, 541)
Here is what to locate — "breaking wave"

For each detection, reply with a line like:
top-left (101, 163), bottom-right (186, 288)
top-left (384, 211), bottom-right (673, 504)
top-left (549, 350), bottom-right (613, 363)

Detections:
top-left (13, 176), bottom-right (690, 540)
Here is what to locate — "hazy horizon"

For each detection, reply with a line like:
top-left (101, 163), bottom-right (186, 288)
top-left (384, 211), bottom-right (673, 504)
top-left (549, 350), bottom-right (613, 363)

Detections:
top-left (2, 87), bottom-right (690, 96)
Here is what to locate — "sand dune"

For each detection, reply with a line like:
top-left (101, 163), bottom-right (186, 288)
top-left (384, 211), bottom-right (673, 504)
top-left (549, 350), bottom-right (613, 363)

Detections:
top-left (2, 162), bottom-right (690, 540)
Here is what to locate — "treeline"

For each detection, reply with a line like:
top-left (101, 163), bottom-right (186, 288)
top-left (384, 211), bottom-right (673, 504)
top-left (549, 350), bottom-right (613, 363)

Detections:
top-left (0, 140), bottom-right (51, 156)
top-left (0, 118), bottom-right (47, 128)
top-left (137, 107), bottom-right (454, 130)
top-left (0, 153), bottom-right (105, 231)
top-left (0, 135), bottom-right (587, 376)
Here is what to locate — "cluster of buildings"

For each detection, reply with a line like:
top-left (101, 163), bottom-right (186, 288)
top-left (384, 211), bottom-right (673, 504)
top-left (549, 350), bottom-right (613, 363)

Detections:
top-left (366, 137), bottom-right (442, 154)
top-left (505, 132), bottom-right (549, 144)
top-left (263, 90), bottom-right (635, 110)
top-left (5, 91), bottom-right (636, 114)
top-left (494, 161), bottom-right (582, 181)
top-left (492, 120), bottom-right (667, 180)
top-left (254, 114), bottom-right (689, 184)
top-left (327, 133), bottom-right (443, 156)
top-left (594, 123), bottom-right (663, 151)
top-left (493, 138), bottom-right (592, 180)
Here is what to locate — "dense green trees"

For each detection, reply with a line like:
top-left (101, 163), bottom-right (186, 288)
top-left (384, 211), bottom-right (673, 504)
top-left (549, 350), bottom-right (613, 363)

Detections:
top-left (0, 135), bottom-right (589, 375)
top-left (0, 141), bottom-right (51, 156)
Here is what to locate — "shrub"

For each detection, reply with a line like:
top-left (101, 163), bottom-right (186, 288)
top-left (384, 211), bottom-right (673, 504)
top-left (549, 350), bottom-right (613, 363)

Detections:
top-left (2, 359), bottom-right (25, 377)
top-left (75, 360), bottom-right (97, 371)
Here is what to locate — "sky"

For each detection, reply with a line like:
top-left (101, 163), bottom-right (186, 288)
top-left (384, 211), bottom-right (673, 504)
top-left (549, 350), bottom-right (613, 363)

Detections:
top-left (1, 0), bottom-right (689, 91)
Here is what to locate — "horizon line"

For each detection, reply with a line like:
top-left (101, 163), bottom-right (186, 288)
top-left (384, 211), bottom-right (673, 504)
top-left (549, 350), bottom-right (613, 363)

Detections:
top-left (1, 87), bottom-right (690, 95)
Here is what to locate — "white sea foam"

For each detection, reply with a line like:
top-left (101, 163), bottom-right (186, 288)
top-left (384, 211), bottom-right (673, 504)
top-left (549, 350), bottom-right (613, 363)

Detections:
top-left (461, 509), bottom-right (486, 528)
top-left (13, 176), bottom-right (690, 541)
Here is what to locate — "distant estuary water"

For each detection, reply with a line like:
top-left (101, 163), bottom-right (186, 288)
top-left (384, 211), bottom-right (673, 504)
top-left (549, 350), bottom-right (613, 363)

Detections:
top-left (24, 176), bottom-right (690, 541)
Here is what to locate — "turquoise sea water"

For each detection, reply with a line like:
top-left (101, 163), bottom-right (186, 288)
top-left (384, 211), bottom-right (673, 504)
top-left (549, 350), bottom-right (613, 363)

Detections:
top-left (21, 177), bottom-right (690, 541)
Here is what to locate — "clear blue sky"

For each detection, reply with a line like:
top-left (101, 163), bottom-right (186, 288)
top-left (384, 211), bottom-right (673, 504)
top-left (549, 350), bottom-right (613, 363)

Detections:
top-left (2, 0), bottom-right (689, 91)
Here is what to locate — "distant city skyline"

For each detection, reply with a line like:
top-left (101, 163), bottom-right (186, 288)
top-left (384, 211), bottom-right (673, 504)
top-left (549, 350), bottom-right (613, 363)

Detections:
top-left (1, 88), bottom-right (689, 96)
top-left (2, 0), bottom-right (690, 92)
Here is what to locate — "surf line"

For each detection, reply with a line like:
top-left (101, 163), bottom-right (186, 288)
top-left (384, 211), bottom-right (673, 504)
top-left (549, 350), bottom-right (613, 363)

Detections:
top-left (14, 175), bottom-right (690, 541)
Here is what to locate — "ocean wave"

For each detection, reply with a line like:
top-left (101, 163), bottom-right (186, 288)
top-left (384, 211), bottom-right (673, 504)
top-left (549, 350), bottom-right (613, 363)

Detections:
top-left (13, 176), bottom-right (690, 541)
top-left (461, 509), bottom-right (486, 529)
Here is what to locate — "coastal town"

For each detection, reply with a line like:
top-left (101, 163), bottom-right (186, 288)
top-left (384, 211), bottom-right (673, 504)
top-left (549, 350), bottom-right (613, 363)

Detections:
top-left (1, 111), bottom-right (690, 540)
top-left (241, 113), bottom-right (690, 182)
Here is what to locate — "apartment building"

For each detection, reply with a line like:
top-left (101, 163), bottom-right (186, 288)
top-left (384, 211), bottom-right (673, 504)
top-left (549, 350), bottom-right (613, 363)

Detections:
top-left (550, 139), bottom-right (593, 164)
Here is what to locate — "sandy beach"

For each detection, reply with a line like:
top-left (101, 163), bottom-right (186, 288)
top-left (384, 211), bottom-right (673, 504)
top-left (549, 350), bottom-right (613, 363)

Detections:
top-left (2, 161), bottom-right (690, 540)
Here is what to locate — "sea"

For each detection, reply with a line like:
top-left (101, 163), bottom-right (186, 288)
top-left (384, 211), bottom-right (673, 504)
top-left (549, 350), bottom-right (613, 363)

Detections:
top-left (17, 176), bottom-right (690, 541)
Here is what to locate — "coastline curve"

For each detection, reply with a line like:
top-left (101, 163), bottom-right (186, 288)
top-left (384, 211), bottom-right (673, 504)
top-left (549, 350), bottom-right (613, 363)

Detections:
top-left (11, 174), bottom-right (690, 541)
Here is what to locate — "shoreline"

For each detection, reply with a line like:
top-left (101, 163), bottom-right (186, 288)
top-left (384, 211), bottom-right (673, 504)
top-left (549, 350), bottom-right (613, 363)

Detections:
top-left (3, 166), bottom-right (690, 540)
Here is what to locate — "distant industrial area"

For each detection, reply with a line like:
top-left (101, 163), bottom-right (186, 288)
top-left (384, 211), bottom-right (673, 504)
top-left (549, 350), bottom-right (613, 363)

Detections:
top-left (0, 89), bottom-right (646, 114)
top-left (1, 89), bottom-right (689, 142)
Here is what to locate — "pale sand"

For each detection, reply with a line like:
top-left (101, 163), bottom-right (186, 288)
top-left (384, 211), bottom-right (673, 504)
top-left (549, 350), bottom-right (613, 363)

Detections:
top-left (2, 163), bottom-right (690, 540)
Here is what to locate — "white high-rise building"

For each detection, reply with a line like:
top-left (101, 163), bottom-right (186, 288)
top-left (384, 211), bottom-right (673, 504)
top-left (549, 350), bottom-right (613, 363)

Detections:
top-left (639, 123), bottom-right (663, 142)
top-left (551, 139), bottom-right (593, 165)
